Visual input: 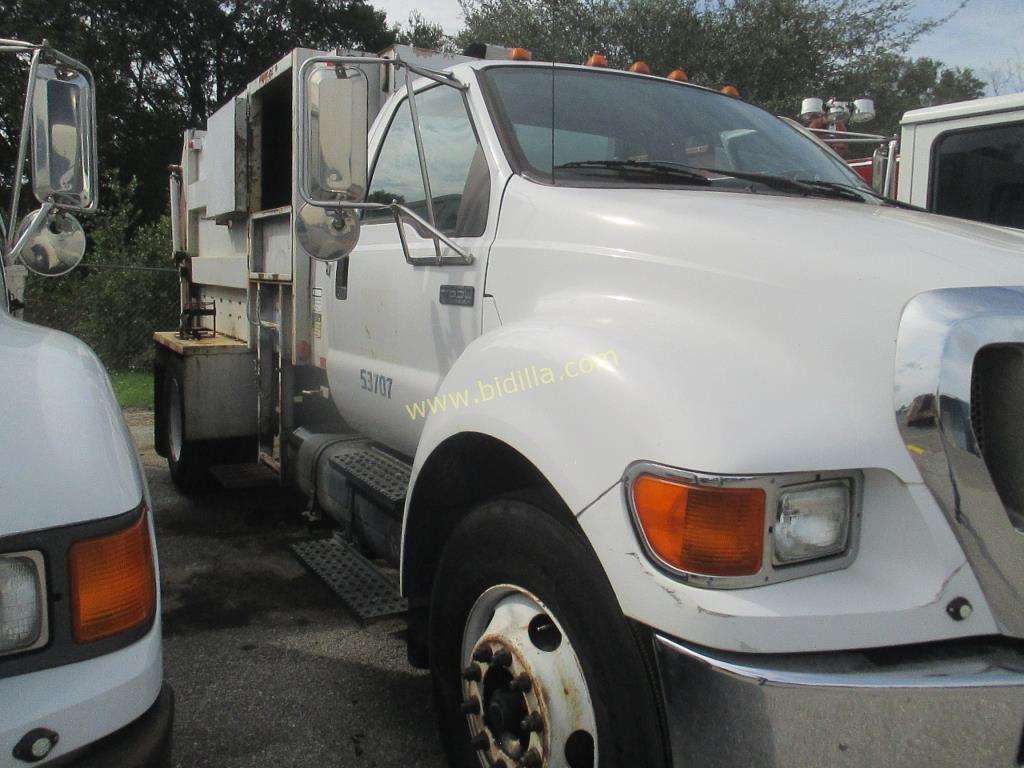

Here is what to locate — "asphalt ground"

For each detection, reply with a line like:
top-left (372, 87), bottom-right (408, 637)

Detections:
top-left (125, 410), bottom-right (448, 768)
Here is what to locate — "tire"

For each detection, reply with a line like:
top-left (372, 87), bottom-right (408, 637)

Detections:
top-left (429, 496), bottom-right (668, 768)
top-left (162, 356), bottom-right (209, 493)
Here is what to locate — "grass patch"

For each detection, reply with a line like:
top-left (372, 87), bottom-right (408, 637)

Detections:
top-left (109, 370), bottom-right (153, 409)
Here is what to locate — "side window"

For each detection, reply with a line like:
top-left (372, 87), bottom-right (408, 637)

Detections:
top-left (931, 122), bottom-right (1024, 229)
top-left (366, 86), bottom-right (490, 236)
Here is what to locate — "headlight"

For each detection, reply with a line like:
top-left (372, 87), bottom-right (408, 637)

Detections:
top-left (774, 480), bottom-right (851, 564)
top-left (0, 551), bottom-right (48, 656)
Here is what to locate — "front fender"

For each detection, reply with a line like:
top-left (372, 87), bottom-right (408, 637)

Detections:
top-left (410, 317), bottom-right (663, 513)
top-left (404, 314), bottom-right (994, 653)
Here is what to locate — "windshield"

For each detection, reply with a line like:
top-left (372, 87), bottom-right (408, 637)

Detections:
top-left (480, 65), bottom-right (869, 195)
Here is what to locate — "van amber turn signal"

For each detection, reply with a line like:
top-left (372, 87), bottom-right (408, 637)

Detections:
top-left (69, 509), bottom-right (156, 643)
top-left (631, 475), bottom-right (765, 577)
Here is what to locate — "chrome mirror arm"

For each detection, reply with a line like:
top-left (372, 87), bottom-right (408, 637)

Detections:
top-left (7, 45), bottom-right (41, 256)
top-left (388, 203), bottom-right (473, 266)
top-left (404, 65), bottom-right (442, 262)
top-left (7, 200), bottom-right (54, 266)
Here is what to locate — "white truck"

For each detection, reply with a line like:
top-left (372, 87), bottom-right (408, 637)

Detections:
top-left (157, 44), bottom-right (1024, 767)
top-left (835, 91), bottom-right (1024, 229)
top-left (0, 39), bottom-right (172, 767)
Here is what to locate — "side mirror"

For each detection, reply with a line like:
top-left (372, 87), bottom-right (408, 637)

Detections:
top-left (296, 57), bottom-right (369, 262)
top-left (11, 205), bottom-right (86, 277)
top-left (299, 59), bottom-right (368, 206)
top-left (871, 146), bottom-right (888, 195)
top-left (30, 63), bottom-right (97, 211)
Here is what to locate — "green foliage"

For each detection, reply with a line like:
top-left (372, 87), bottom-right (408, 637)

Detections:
top-left (23, 176), bottom-right (180, 371)
top-left (831, 53), bottom-right (985, 135)
top-left (0, 0), bottom-right (396, 219)
top-left (457, 0), bottom-right (979, 130)
top-left (394, 11), bottom-right (459, 52)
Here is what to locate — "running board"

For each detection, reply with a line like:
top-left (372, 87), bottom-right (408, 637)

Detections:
top-left (328, 447), bottom-right (411, 517)
top-left (290, 533), bottom-right (407, 622)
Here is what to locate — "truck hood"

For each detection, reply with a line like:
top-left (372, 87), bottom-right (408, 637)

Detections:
top-left (485, 178), bottom-right (1024, 483)
top-left (0, 312), bottom-right (144, 536)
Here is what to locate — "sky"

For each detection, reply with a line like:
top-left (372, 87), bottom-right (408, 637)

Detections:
top-left (375, 0), bottom-right (1024, 92)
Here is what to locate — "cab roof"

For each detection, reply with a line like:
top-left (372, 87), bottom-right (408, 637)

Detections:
top-left (901, 91), bottom-right (1024, 126)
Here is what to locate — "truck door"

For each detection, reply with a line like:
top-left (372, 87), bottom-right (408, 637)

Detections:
top-left (325, 83), bottom-right (493, 456)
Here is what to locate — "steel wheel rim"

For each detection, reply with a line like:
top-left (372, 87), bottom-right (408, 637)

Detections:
top-left (168, 377), bottom-right (183, 464)
top-left (460, 584), bottom-right (598, 768)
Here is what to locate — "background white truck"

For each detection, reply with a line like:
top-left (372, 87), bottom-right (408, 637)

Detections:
top-left (816, 91), bottom-right (1024, 229)
top-left (157, 45), bottom-right (1024, 767)
top-left (0, 38), bottom-right (172, 767)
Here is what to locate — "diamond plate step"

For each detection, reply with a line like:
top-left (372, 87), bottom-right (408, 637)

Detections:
top-left (328, 447), bottom-right (411, 516)
top-left (290, 532), bottom-right (407, 622)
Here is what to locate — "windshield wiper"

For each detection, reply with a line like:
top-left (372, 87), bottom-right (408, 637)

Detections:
top-left (804, 180), bottom-right (925, 211)
top-left (697, 169), bottom-right (866, 202)
top-left (554, 160), bottom-right (711, 186)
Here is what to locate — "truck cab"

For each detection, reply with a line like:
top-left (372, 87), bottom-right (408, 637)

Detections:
top-left (158, 48), bottom-right (1024, 767)
top-left (1, 40), bottom-right (172, 767)
top-left (896, 92), bottom-right (1024, 228)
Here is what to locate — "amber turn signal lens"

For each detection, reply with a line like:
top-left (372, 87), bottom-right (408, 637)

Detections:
top-left (69, 509), bottom-right (156, 643)
top-left (585, 53), bottom-right (609, 68)
top-left (628, 61), bottom-right (651, 74)
top-left (632, 475), bottom-right (765, 577)
top-left (509, 47), bottom-right (532, 61)
top-left (667, 69), bottom-right (689, 82)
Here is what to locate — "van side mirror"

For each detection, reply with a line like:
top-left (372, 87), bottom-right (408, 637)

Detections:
top-left (31, 63), bottom-right (96, 211)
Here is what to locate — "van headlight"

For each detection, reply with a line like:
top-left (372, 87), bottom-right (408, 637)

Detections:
top-left (0, 551), bottom-right (48, 656)
top-left (773, 480), bottom-right (851, 564)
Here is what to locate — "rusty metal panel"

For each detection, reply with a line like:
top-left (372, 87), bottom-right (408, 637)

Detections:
top-left (182, 347), bottom-right (257, 440)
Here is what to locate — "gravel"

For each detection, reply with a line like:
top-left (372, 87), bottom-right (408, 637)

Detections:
top-left (125, 409), bottom-right (447, 768)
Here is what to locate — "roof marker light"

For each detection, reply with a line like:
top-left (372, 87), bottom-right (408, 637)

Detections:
top-left (721, 85), bottom-right (740, 97)
top-left (667, 69), bottom-right (689, 82)
top-left (585, 53), bottom-right (609, 68)
top-left (509, 47), bottom-right (532, 61)
top-left (628, 61), bottom-right (651, 74)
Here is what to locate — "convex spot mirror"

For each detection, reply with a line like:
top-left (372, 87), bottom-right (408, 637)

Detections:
top-left (13, 207), bottom-right (86, 277)
top-left (296, 205), bottom-right (360, 262)
top-left (31, 63), bottom-right (97, 211)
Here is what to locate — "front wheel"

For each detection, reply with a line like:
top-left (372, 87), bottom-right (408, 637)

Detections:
top-left (429, 497), bottom-right (667, 768)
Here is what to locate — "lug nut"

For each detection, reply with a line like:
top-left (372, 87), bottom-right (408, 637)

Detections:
top-left (946, 596), bottom-right (973, 621)
top-left (461, 696), bottom-right (481, 715)
top-left (470, 731), bottom-right (490, 751)
top-left (520, 748), bottom-right (543, 767)
top-left (509, 673), bottom-right (532, 693)
top-left (462, 663), bottom-right (482, 682)
top-left (520, 712), bottom-right (544, 733)
top-left (473, 646), bottom-right (494, 663)
top-left (493, 648), bottom-right (513, 667)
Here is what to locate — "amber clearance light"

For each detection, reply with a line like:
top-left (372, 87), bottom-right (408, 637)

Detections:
top-left (631, 475), bottom-right (765, 577)
top-left (69, 509), bottom-right (156, 643)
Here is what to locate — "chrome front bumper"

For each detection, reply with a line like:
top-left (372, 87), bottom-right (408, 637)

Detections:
top-left (654, 634), bottom-right (1024, 767)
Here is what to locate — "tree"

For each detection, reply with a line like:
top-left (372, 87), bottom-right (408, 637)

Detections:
top-left (457, 0), bottom-right (969, 116)
top-left (394, 11), bottom-right (458, 52)
top-left (0, 0), bottom-right (395, 220)
top-left (828, 53), bottom-right (985, 135)
top-left (987, 52), bottom-right (1024, 96)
